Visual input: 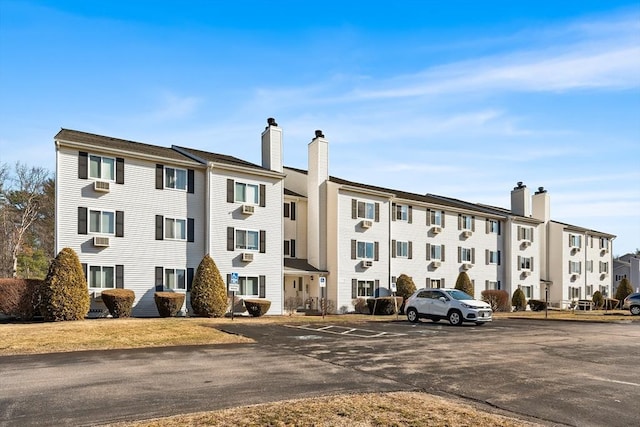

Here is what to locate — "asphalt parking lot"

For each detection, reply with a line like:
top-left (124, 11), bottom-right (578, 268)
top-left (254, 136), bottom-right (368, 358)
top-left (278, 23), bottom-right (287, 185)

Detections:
top-left (1, 318), bottom-right (638, 426)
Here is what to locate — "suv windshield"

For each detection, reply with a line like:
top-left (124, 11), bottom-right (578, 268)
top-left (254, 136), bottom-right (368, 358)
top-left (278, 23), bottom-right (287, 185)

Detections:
top-left (445, 289), bottom-right (473, 301)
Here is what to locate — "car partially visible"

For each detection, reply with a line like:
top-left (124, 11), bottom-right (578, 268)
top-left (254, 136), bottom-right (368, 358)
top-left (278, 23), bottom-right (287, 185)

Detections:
top-left (622, 292), bottom-right (640, 316)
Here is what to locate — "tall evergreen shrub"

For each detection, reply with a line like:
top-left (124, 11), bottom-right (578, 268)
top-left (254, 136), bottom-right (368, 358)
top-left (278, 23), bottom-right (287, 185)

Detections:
top-left (40, 247), bottom-right (90, 321)
top-left (190, 254), bottom-right (227, 317)
top-left (615, 278), bottom-right (633, 302)
top-left (455, 271), bottom-right (474, 297)
top-left (512, 288), bottom-right (527, 312)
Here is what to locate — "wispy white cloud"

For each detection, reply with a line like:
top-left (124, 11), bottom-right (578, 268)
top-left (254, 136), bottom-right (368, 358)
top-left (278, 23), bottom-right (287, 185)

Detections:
top-left (143, 91), bottom-right (203, 122)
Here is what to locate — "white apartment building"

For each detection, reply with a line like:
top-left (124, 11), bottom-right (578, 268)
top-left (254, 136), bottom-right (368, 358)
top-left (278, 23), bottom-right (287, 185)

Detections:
top-left (55, 119), bottom-right (615, 315)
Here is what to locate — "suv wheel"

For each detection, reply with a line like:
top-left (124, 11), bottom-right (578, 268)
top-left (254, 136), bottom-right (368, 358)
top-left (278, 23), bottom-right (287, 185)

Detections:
top-left (407, 308), bottom-right (419, 323)
top-left (448, 310), bottom-right (463, 326)
top-left (631, 306), bottom-right (640, 316)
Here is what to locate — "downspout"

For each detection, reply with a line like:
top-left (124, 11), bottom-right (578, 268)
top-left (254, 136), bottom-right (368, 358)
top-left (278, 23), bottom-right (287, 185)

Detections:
top-left (205, 163), bottom-right (211, 254)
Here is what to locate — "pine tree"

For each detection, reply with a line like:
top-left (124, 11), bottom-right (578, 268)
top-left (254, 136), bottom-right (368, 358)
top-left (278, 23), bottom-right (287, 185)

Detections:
top-left (40, 247), bottom-right (89, 321)
top-left (455, 271), bottom-right (474, 297)
top-left (190, 254), bottom-right (227, 317)
top-left (615, 278), bottom-right (633, 302)
top-left (512, 288), bottom-right (527, 312)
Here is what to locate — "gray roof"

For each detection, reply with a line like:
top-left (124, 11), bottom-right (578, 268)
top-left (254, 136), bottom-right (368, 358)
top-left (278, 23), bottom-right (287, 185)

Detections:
top-left (284, 188), bottom-right (306, 198)
top-left (550, 220), bottom-right (616, 238)
top-left (55, 129), bottom-right (195, 162)
top-left (175, 145), bottom-right (271, 172)
top-left (284, 258), bottom-right (328, 274)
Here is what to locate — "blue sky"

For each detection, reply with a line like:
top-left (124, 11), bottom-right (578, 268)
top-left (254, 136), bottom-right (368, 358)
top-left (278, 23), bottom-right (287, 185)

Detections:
top-left (1, 1), bottom-right (639, 255)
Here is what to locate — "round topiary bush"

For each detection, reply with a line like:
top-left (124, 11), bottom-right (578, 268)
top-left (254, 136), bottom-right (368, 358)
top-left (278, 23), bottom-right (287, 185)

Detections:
top-left (190, 254), bottom-right (227, 317)
top-left (455, 271), bottom-right (474, 297)
top-left (512, 288), bottom-right (527, 312)
top-left (40, 247), bottom-right (90, 321)
top-left (528, 299), bottom-right (547, 311)
top-left (244, 299), bottom-right (271, 317)
top-left (101, 289), bottom-right (135, 318)
top-left (592, 290), bottom-right (604, 309)
top-left (154, 292), bottom-right (185, 317)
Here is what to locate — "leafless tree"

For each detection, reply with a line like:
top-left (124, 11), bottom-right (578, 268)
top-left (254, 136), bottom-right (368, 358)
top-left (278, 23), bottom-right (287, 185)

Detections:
top-left (0, 163), bottom-right (50, 277)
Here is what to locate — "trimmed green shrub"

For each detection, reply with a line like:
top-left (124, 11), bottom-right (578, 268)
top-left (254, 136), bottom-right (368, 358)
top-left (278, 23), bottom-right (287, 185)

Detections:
top-left (154, 292), bottom-right (185, 317)
top-left (481, 290), bottom-right (511, 312)
top-left (366, 297), bottom-right (403, 315)
top-left (40, 248), bottom-right (90, 321)
top-left (528, 299), bottom-right (547, 311)
top-left (0, 278), bottom-right (42, 320)
top-left (244, 299), bottom-right (271, 317)
top-left (101, 289), bottom-right (135, 318)
top-left (352, 298), bottom-right (369, 314)
top-left (512, 288), bottom-right (527, 312)
top-left (592, 291), bottom-right (604, 309)
top-left (455, 271), bottom-right (474, 297)
top-left (615, 278), bottom-right (633, 302)
top-left (396, 274), bottom-right (416, 314)
top-left (190, 254), bottom-right (227, 317)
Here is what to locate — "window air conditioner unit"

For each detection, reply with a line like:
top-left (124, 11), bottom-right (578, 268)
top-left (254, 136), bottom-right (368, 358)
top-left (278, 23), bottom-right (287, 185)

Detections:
top-left (522, 240), bottom-right (531, 247)
top-left (432, 261), bottom-right (441, 268)
top-left (432, 226), bottom-right (442, 234)
top-left (573, 247), bottom-right (581, 253)
top-left (93, 181), bottom-right (110, 192)
top-left (462, 231), bottom-right (472, 238)
top-left (361, 219), bottom-right (373, 229)
top-left (93, 236), bottom-right (110, 247)
top-left (242, 252), bottom-right (254, 262)
top-left (242, 205), bottom-right (255, 215)
top-left (601, 248), bottom-right (609, 255)
top-left (462, 263), bottom-right (473, 270)
top-left (361, 260), bottom-right (373, 268)
top-left (571, 273), bottom-right (580, 280)
top-left (522, 270), bottom-right (531, 277)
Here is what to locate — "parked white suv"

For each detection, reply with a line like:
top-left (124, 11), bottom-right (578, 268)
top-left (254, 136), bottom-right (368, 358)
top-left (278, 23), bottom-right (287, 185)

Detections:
top-left (405, 288), bottom-right (493, 326)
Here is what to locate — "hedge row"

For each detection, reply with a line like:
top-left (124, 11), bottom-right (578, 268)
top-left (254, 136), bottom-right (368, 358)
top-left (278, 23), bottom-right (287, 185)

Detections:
top-left (0, 278), bottom-right (42, 320)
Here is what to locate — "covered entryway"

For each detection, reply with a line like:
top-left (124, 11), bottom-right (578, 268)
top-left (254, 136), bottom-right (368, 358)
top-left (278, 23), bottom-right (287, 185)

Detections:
top-left (283, 259), bottom-right (328, 314)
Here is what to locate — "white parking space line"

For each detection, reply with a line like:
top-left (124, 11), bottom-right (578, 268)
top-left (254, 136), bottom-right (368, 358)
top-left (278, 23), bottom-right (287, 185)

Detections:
top-left (284, 324), bottom-right (407, 338)
top-left (590, 377), bottom-right (640, 387)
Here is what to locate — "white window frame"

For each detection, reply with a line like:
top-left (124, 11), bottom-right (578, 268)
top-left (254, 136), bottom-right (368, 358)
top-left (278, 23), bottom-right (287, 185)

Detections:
top-left (235, 182), bottom-right (259, 205)
top-left (235, 229), bottom-right (259, 251)
top-left (599, 285), bottom-right (608, 295)
top-left (430, 244), bottom-right (443, 261)
top-left (89, 265), bottom-right (115, 289)
top-left (569, 234), bottom-right (582, 248)
top-left (164, 268), bottom-right (186, 290)
top-left (521, 285), bottom-right (532, 299)
top-left (486, 280), bottom-right (501, 290)
top-left (164, 217), bottom-right (187, 241)
top-left (357, 241), bottom-right (375, 259)
top-left (89, 209), bottom-right (115, 235)
top-left (569, 261), bottom-right (581, 274)
top-left (520, 256), bottom-right (532, 270)
top-left (489, 219), bottom-right (499, 234)
top-left (461, 247), bottom-right (472, 262)
top-left (357, 280), bottom-right (375, 297)
top-left (238, 276), bottom-right (259, 297)
top-left (396, 241), bottom-right (409, 258)
top-left (430, 279), bottom-right (443, 289)
top-left (569, 286), bottom-right (581, 299)
top-left (396, 205), bottom-right (409, 221)
top-left (489, 250), bottom-right (500, 265)
top-left (357, 201), bottom-right (376, 220)
top-left (430, 210), bottom-right (443, 227)
top-left (89, 154), bottom-right (115, 181)
top-left (164, 167), bottom-right (188, 191)
top-left (461, 215), bottom-right (473, 230)
top-left (600, 261), bottom-right (609, 274)
top-left (586, 285), bottom-right (593, 297)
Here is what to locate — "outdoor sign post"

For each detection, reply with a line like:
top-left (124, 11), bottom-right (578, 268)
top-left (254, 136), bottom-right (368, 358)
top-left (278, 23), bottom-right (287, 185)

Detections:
top-left (545, 284), bottom-right (549, 319)
top-left (390, 282), bottom-right (398, 320)
top-left (229, 272), bottom-right (239, 321)
top-left (603, 288), bottom-right (608, 314)
top-left (319, 276), bottom-right (326, 319)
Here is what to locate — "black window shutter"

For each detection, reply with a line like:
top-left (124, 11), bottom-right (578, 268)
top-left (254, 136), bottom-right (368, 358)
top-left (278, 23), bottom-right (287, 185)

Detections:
top-left (259, 275), bottom-right (266, 298)
top-left (116, 158), bottom-right (125, 184)
top-left (352, 199), bottom-right (357, 219)
top-left (408, 206), bottom-right (413, 223)
top-left (351, 239), bottom-right (356, 259)
top-left (374, 242), bottom-right (379, 261)
top-left (259, 230), bottom-right (266, 253)
top-left (155, 215), bottom-right (163, 240)
top-left (226, 274), bottom-right (231, 292)
top-left (352, 279), bottom-right (357, 299)
top-left (155, 164), bottom-right (164, 189)
top-left (259, 184), bottom-right (266, 207)
top-left (291, 240), bottom-right (296, 258)
top-left (392, 240), bottom-right (397, 258)
top-left (155, 267), bottom-right (164, 291)
top-left (81, 263), bottom-right (87, 280)
top-left (391, 203), bottom-right (396, 221)
top-left (441, 212), bottom-right (445, 228)
top-left (409, 241), bottom-right (413, 259)
top-left (187, 169), bottom-right (195, 194)
top-left (284, 240), bottom-right (290, 256)
top-left (78, 152), bottom-right (88, 179)
top-left (426, 209), bottom-right (431, 226)
top-left (290, 202), bottom-right (296, 220)
top-left (187, 268), bottom-right (194, 291)
top-left (442, 245), bottom-right (445, 262)
top-left (78, 207), bottom-right (87, 234)
top-left (115, 265), bottom-right (124, 289)
top-left (284, 203), bottom-right (290, 218)
top-left (374, 203), bottom-right (380, 222)
top-left (227, 227), bottom-right (234, 251)
top-left (187, 218), bottom-right (194, 242)
top-left (116, 211), bottom-right (124, 237)
top-left (227, 179), bottom-right (234, 203)
top-left (374, 280), bottom-right (380, 295)
top-left (426, 243), bottom-right (431, 260)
